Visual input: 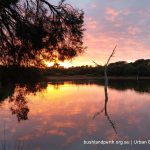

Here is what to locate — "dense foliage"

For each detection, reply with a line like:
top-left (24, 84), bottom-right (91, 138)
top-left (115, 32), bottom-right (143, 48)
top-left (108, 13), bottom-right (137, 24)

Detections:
top-left (43, 59), bottom-right (150, 77)
top-left (0, 0), bottom-right (84, 67)
top-left (0, 59), bottom-right (149, 82)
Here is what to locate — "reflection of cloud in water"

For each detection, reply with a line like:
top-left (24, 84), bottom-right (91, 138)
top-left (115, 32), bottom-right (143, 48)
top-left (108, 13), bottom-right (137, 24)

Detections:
top-left (47, 129), bottom-right (66, 136)
top-left (0, 81), bottom-right (149, 149)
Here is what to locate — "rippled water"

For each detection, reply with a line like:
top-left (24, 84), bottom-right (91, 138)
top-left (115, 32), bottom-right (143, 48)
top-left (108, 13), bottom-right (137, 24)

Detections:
top-left (0, 80), bottom-right (150, 150)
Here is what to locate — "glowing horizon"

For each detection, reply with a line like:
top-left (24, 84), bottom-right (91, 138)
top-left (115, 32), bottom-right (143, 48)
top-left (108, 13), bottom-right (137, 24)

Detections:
top-left (45, 61), bottom-right (72, 68)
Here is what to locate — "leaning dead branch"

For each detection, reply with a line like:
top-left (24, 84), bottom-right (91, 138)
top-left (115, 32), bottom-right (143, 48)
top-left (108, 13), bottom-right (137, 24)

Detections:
top-left (106, 45), bottom-right (117, 66)
top-left (104, 45), bottom-right (117, 87)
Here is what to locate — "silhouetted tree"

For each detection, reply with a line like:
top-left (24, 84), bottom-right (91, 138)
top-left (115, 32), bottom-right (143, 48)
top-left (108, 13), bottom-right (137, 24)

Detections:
top-left (0, 0), bottom-right (84, 67)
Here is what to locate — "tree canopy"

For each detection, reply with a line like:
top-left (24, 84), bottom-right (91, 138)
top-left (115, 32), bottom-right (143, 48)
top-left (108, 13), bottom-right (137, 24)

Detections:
top-left (0, 0), bottom-right (84, 67)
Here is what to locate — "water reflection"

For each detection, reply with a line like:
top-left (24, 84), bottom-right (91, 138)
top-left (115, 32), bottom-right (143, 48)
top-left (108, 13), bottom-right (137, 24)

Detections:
top-left (9, 86), bottom-right (29, 122)
top-left (70, 79), bottom-right (150, 93)
top-left (0, 82), bottom-right (47, 122)
top-left (0, 81), bottom-right (47, 102)
top-left (0, 80), bottom-right (149, 150)
top-left (0, 79), bottom-right (149, 123)
top-left (93, 80), bottom-right (117, 134)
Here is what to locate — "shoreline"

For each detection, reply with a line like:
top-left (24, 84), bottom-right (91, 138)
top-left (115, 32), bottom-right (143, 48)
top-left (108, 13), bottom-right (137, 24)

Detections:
top-left (45, 75), bottom-right (150, 81)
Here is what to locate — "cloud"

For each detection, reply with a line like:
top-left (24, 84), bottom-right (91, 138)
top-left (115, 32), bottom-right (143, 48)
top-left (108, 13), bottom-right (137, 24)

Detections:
top-left (105, 7), bottom-right (120, 22)
top-left (86, 17), bottom-right (97, 29)
top-left (47, 129), bottom-right (66, 136)
top-left (51, 0), bottom-right (150, 66)
top-left (127, 26), bottom-right (141, 35)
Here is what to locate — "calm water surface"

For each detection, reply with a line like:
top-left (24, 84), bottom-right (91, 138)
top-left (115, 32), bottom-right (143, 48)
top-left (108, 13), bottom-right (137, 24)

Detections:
top-left (0, 80), bottom-right (150, 150)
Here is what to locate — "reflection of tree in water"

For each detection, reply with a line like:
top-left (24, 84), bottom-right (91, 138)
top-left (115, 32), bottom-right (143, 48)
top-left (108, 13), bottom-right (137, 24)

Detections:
top-left (0, 81), bottom-right (47, 122)
top-left (9, 86), bottom-right (29, 122)
top-left (49, 82), bottom-right (66, 90)
top-left (53, 83), bottom-right (61, 90)
top-left (48, 80), bottom-right (150, 93)
top-left (93, 46), bottom-right (117, 134)
top-left (93, 85), bottom-right (117, 134)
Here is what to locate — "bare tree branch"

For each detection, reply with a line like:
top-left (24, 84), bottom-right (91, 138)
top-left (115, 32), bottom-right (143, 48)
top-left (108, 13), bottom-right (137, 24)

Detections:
top-left (106, 45), bottom-right (117, 66)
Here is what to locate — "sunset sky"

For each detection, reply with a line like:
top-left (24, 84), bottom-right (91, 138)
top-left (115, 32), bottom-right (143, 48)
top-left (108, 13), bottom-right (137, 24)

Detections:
top-left (50, 0), bottom-right (150, 67)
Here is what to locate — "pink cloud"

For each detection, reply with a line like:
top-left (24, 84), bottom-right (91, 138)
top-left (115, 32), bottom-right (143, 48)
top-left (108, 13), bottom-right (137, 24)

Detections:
top-left (105, 8), bottom-right (120, 22)
top-left (86, 17), bottom-right (97, 29)
top-left (47, 129), bottom-right (66, 136)
top-left (73, 27), bottom-right (150, 66)
top-left (65, 1), bottom-right (150, 66)
top-left (128, 26), bottom-right (141, 35)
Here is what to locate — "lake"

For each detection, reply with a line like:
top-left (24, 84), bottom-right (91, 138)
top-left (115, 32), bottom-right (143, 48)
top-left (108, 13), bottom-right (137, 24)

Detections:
top-left (0, 79), bottom-right (150, 150)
